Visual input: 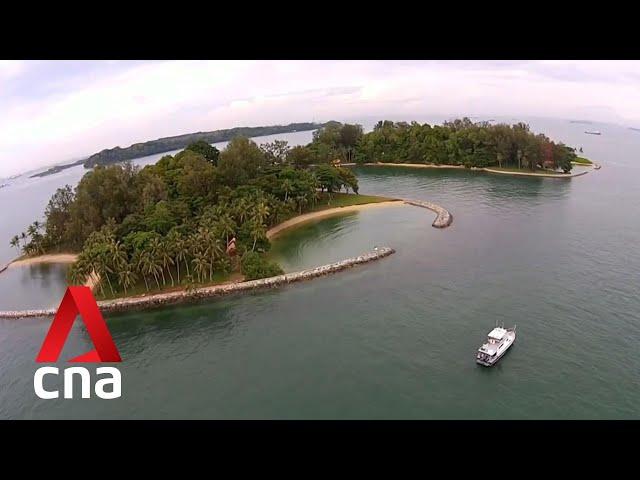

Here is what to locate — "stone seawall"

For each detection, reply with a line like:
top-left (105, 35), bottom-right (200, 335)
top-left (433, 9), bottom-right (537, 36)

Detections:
top-left (404, 200), bottom-right (453, 228)
top-left (0, 247), bottom-right (395, 319)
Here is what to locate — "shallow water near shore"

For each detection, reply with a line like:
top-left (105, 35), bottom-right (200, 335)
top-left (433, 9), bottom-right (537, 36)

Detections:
top-left (1, 117), bottom-right (640, 419)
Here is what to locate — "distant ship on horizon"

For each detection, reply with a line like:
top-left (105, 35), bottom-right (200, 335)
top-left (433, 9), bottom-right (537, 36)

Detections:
top-left (570, 120), bottom-right (594, 125)
top-left (584, 130), bottom-right (601, 135)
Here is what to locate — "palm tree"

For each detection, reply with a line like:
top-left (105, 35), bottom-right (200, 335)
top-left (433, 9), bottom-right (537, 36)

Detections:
top-left (110, 240), bottom-right (127, 271)
top-left (9, 236), bottom-right (19, 254)
top-left (295, 195), bottom-right (308, 215)
top-left (141, 251), bottom-right (162, 289)
top-left (253, 201), bottom-right (270, 226)
top-left (250, 220), bottom-right (264, 252)
top-left (27, 224), bottom-right (37, 238)
top-left (88, 258), bottom-right (106, 297)
top-left (148, 238), bottom-right (166, 285)
top-left (166, 230), bottom-right (181, 283)
top-left (158, 239), bottom-right (175, 286)
top-left (134, 251), bottom-right (150, 291)
top-left (69, 260), bottom-right (89, 286)
top-left (282, 179), bottom-right (293, 202)
top-left (19, 232), bottom-right (27, 249)
top-left (206, 236), bottom-right (224, 281)
top-left (192, 253), bottom-right (209, 283)
top-left (97, 253), bottom-right (116, 296)
top-left (218, 214), bottom-right (236, 246)
top-left (118, 264), bottom-right (138, 295)
top-left (235, 198), bottom-right (250, 224)
top-left (175, 236), bottom-right (190, 282)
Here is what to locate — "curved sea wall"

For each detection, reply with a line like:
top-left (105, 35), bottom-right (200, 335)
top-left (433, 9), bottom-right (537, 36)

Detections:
top-left (404, 200), bottom-right (453, 228)
top-left (0, 247), bottom-right (395, 319)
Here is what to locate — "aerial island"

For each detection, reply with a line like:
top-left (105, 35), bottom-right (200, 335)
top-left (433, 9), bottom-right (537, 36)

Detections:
top-left (7, 118), bottom-right (591, 308)
top-left (29, 122), bottom-right (324, 178)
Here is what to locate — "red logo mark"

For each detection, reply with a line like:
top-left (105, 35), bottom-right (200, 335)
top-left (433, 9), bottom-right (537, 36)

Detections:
top-left (36, 286), bottom-right (122, 363)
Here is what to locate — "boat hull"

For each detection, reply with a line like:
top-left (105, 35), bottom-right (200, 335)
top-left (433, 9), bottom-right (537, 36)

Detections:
top-left (476, 332), bottom-right (516, 367)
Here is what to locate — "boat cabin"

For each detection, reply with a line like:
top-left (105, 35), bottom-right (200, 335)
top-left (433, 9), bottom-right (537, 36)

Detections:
top-left (487, 327), bottom-right (507, 343)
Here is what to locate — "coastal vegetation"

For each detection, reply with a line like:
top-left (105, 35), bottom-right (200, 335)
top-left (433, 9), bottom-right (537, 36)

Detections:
top-left (286, 118), bottom-right (577, 173)
top-left (355, 118), bottom-right (577, 173)
top-left (14, 136), bottom-right (363, 299)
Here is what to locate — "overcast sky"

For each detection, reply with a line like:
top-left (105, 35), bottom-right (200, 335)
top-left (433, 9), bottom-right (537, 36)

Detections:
top-left (2, 60), bottom-right (640, 177)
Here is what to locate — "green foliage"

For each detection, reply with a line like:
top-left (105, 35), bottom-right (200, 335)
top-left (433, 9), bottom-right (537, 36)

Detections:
top-left (217, 136), bottom-right (268, 187)
top-left (309, 121), bottom-right (364, 163)
top-left (240, 251), bottom-right (284, 280)
top-left (186, 140), bottom-right (220, 165)
top-left (313, 165), bottom-right (358, 193)
top-left (356, 118), bottom-right (575, 173)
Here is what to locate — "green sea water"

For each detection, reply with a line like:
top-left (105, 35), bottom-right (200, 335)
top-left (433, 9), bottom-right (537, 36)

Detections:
top-left (1, 117), bottom-right (639, 419)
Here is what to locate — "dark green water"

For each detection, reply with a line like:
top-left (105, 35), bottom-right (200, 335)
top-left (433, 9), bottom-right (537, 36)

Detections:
top-left (1, 118), bottom-right (639, 418)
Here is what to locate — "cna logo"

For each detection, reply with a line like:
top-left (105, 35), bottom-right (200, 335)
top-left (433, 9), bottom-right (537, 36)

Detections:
top-left (34, 286), bottom-right (122, 400)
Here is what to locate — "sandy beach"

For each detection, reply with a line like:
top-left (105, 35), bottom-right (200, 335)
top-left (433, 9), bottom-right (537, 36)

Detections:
top-left (483, 168), bottom-right (589, 178)
top-left (267, 201), bottom-right (405, 239)
top-left (9, 253), bottom-right (78, 268)
top-left (365, 162), bottom-right (468, 169)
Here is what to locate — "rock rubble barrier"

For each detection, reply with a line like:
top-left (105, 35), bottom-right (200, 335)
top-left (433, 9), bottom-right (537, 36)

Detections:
top-left (403, 200), bottom-right (453, 228)
top-left (0, 247), bottom-right (395, 319)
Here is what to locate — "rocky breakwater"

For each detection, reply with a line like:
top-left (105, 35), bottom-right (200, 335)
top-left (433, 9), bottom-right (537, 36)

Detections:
top-left (0, 247), bottom-right (395, 319)
top-left (403, 200), bottom-right (453, 228)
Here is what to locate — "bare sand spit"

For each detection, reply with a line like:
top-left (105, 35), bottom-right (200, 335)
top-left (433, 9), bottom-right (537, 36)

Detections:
top-left (365, 162), bottom-right (469, 169)
top-left (266, 201), bottom-right (405, 239)
top-left (9, 253), bottom-right (78, 268)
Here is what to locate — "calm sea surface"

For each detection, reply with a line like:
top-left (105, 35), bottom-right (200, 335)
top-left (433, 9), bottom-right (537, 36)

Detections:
top-left (1, 118), bottom-right (639, 419)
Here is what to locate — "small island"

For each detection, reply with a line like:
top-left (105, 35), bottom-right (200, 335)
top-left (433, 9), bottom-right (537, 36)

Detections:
top-left (10, 133), bottom-right (379, 302)
top-left (8, 117), bottom-right (580, 306)
top-left (353, 118), bottom-right (580, 175)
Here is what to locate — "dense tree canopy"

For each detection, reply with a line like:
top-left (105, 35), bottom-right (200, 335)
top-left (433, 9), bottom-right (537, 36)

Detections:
top-left (19, 137), bottom-right (355, 297)
top-left (353, 118), bottom-right (576, 172)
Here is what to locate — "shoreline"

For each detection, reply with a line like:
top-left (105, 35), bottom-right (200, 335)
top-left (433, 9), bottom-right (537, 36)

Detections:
top-left (0, 247), bottom-right (396, 319)
top-left (363, 162), bottom-right (592, 178)
top-left (266, 200), bottom-right (405, 239)
top-left (8, 253), bottom-right (78, 268)
top-left (364, 162), bottom-right (470, 170)
top-left (2, 196), bottom-right (452, 309)
top-left (483, 168), bottom-right (589, 178)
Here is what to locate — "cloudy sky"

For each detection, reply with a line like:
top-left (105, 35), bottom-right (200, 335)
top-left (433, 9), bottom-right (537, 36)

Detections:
top-left (2, 60), bottom-right (640, 177)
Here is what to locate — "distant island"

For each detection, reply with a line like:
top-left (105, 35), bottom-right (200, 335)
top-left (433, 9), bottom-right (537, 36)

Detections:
top-left (30, 122), bottom-right (324, 178)
top-left (83, 122), bottom-right (324, 168)
top-left (30, 159), bottom-right (85, 178)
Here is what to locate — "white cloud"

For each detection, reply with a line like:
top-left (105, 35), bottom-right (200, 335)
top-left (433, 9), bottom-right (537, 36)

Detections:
top-left (2, 60), bottom-right (640, 177)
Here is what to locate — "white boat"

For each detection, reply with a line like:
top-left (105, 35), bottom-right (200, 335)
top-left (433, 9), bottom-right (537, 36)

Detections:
top-left (584, 130), bottom-right (601, 135)
top-left (476, 325), bottom-right (516, 367)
